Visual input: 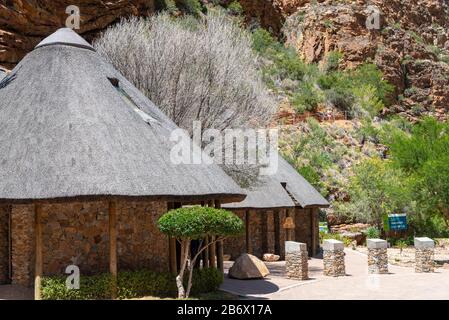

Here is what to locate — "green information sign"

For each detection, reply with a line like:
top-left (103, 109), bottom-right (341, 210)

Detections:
top-left (388, 213), bottom-right (407, 231)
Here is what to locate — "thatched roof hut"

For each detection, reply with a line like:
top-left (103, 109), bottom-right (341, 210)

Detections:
top-left (223, 156), bottom-right (329, 210)
top-left (0, 28), bottom-right (245, 204)
top-left (223, 155), bottom-right (329, 259)
top-left (0, 28), bottom-right (245, 297)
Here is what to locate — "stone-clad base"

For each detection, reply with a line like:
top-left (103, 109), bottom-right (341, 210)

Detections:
top-left (415, 248), bottom-right (434, 273)
top-left (323, 250), bottom-right (345, 277)
top-left (368, 248), bottom-right (388, 274)
top-left (10, 200), bottom-right (169, 287)
top-left (286, 252), bottom-right (308, 280)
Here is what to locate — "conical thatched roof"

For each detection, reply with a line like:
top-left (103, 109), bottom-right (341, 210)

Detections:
top-left (0, 28), bottom-right (245, 204)
top-left (223, 155), bottom-right (329, 209)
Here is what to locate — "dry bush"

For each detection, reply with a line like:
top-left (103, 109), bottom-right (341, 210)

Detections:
top-left (94, 13), bottom-right (276, 186)
top-left (94, 13), bottom-right (275, 133)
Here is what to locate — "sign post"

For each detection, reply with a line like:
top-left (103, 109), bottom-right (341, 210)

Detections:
top-left (388, 213), bottom-right (407, 231)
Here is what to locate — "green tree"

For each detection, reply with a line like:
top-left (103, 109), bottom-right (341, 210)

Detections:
top-left (158, 206), bottom-right (244, 298)
top-left (387, 117), bottom-right (449, 231)
top-left (343, 158), bottom-right (409, 231)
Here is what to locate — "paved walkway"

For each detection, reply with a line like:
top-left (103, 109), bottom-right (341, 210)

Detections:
top-left (221, 249), bottom-right (449, 300)
top-left (0, 285), bottom-right (33, 300)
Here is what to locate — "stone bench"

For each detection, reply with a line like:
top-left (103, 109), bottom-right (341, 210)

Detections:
top-left (323, 239), bottom-right (345, 277)
top-left (367, 239), bottom-right (388, 274)
top-left (285, 241), bottom-right (308, 280)
top-left (415, 237), bottom-right (435, 273)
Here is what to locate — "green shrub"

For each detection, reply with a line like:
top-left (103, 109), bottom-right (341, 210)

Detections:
top-left (180, 0), bottom-right (203, 15)
top-left (343, 237), bottom-right (353, 247)
top-left (320, 232), bottom-right (343, 244)
top-left (365, 226), bottom-right (381, 239)
top-left (41, 268), bottom-right (223, 300)
top-left (323, 51), bottom-right (343, 72)
top-left (297, 165), bottom-right (327, 197)
top-left (394, 239), bottom-right (408, 254)
top-left (291, 82), bottom-right (323, 113)
top-left (251, 28), bottom-right (281, 55)
top-left (158, 206), bottom-right (244, 239)
top-left (227, 1), bottom-right (243, 15)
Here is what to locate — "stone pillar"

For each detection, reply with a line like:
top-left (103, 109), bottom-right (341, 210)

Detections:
top-left (367, 239), bottom-right (388, 274)
top-left (285, 241), bottom-right (308, 280)
top-left (323, 240), bottom-right (345, 277)
top-left (11, 205), bottom-right (35, 287)
top-left (414, 237), bottom-right (435, 273)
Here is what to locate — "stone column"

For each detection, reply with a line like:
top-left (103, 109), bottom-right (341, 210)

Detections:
top-left (285, 241), bottom-right (308, 280)
top-left (11, 205), bottom-right (35, 287)
top-left (323, 240), bottom-right (345, 277)
top-left (414, 237), bottom-right (435, 273)
top-left (367, 239), bottom-right (388, 274)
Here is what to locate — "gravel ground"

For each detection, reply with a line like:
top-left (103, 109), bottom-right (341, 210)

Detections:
top-left (355, 240), bottom-right (449, 268)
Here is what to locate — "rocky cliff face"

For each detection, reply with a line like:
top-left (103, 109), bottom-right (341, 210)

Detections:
top-left (2, 0), bottom-right (449, 119)
top-left (0, 0), bottom-right (154, 69)
top-left (279, 0), bottom-right (449, 119)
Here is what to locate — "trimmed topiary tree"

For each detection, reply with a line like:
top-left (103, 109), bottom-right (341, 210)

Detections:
top-left (158, 206), bottom-right (244, 298)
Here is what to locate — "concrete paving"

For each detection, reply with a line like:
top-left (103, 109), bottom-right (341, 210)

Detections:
top-left (221, 249), bottom-right (449, 300)
top-left (0, 285), bottom-right (33, 300)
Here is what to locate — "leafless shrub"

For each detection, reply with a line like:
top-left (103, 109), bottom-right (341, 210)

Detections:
top-left (94, 13), bottom-right (276, 185)
top-left (94, 13), bottom-right (275, 133)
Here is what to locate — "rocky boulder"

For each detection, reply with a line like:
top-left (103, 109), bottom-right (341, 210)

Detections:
top-left (229, 253), bottom-right (270, 279)
top-left (263, 253), bottom-right (280, 262)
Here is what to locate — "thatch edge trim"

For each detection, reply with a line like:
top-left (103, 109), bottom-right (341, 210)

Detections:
top-left (0, 193), bottom-right (246, 205)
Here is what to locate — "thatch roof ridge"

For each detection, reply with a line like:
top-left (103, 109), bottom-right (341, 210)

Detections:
top-left (35, 28), bottom-right (95, 51)
top-left (223, 155), bottom-right (329, 209)
top-left (0, 29), bottom-right (245, 203)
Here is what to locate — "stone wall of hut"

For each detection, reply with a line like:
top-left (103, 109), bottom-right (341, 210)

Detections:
top-left (9, 200), bottom-right (169, 287)
top-left (221, 210), bottom-right (246, 260)
top-left (0, 205), bottom-right (10, 284)
top-left (294, 207), bottom-right (317, 255)
top-left (223, 207), bottom-right (319, 261)
top-left (223, 208), bottom-right (288, 260)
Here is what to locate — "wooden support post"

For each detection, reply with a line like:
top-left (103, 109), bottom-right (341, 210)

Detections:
top-left (203, 236), bottom-right (210, 268)
top-left (215, 200), bottom-right (224, 273)
top-left (169, 237), bottom-right (177, 274)
top-left (288, 208), bottom-right (296, 242)
top-left (311, 208), bottom-right (318, 256)
top-left (245, 210), bottom-right (252, 254)
top-left (167, 202), bottom-right (177, 274)
top-left (34, 204), bottom-right (43, 300)
top-left (207, 200), bottom-right (216, 268)
top-left (209, 238), bottom-right (216, 268)
top-left (109, 200), bottom-right (118, 299)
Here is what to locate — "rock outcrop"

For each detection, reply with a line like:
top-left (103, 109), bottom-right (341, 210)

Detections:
top-left (2, 0), bottom-right (449, 119)
top-left (282, 0), bottom-right (449, 119)
top-left (228, 253), bottom-right (270, 279)
top-left (0, 1), bottom-right (155, 69)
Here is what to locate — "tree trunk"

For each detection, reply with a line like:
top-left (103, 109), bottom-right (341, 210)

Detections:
top-left (176, 240), bottom-right (190, 299)
top-left (185, 238), bottom-right (220, 298)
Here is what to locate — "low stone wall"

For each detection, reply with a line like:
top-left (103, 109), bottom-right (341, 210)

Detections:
top-left (367, 239), bottom-right (388, 274)
top-left (285, 241), bottom-right (308, 280)
top-left (415, 237), bottom-right (435, 273)
top-left (10, 200), bottom-right (169, 287)
top-left (323, 240), bottom-right (345, 277)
